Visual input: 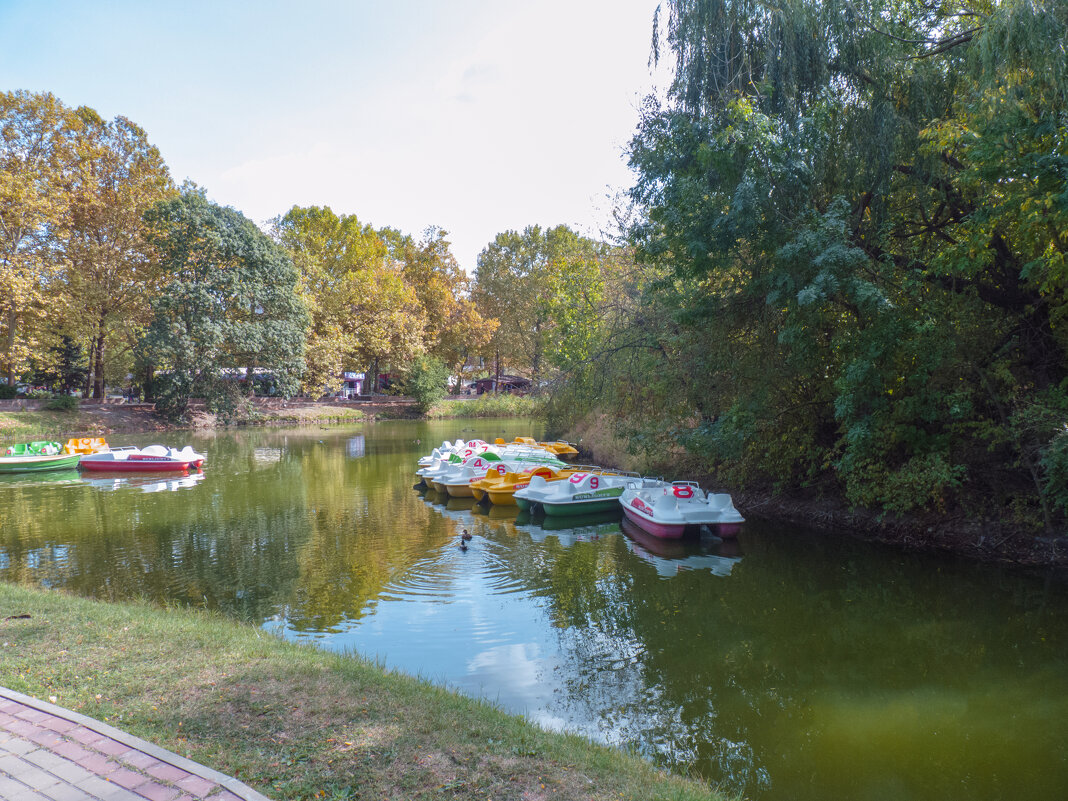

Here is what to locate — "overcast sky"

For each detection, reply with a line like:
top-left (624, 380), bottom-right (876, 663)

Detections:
top-left (1, 0), bottom-right (669, 270)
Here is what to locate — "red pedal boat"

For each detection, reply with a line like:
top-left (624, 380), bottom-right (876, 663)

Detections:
top-left (78, 445), bottom-right (206, 473)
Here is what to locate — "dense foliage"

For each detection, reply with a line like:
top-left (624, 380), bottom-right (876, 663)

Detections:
top-left (547, 0), bottom-right (1068, 529)
top-left (403, 355), bottom-right (451, 413)
top-left (140, 188), bottom-right (308, 421)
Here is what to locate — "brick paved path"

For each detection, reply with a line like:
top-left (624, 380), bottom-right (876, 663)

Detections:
top-left (0, 688), bottom-right (270, 801)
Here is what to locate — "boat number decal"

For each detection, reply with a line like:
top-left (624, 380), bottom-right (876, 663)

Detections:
top-left (569, 473), bottom-right (587, 484)
top-left (463, 449), bottom-right (474, 457)
top-left (631, 498), bottom-right (653, 514)
top-left (497, 464), bottom-right (508, 475)
top-left (589, 476), bottom-right (600, 489)
top-left (673, 485), bottom-right (694, 498)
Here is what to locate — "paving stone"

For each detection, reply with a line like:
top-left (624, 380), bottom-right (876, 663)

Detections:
top-left (28, 728), bottom-right (67, 748)
top-left (40, 781), bottom-right (94, 801)
top-left (175, 774), bottom-right (219, 797)
top-left (1, 688), bottom-right (271, 800)
top-left (0, 774), bottom-right (33, 797)
top-left (107, 766), bottom-right (149, 790)
top-left (53, 740), bottom-right (93, 762)
top-left (91, 739), bottom-right (132, 758)
top-left (23, 747), bottom-right (75, 772)
top-left (138, 782), bottom-right (183, 801)
top-left (117, 750), bottom-right (159, 771)
top-left (1, 733), bottom-right (37, 755)
top-left (67, 727), bottom-right (103, 746)
top-left (145, 762), bottom-right (190, 783)
top-left (44, 756), bottom-right (96, 786)
top-left (0, 750), bottom-right (36, 775)
top-left (12, 763), bottom-right (61, 791)
top-left (75, 752), bottom-right (118, 775)
top-left (15, 707), bottom-right (49, 723)
top-left (42, 715), bottom-right (78, 733)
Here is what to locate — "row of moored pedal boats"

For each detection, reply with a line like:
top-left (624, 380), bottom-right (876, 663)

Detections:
top-left (415, 436), bottom-right (744, 539)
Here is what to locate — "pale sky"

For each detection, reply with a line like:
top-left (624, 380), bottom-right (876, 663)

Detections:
top-left (1, 0), bottom-right (669, 271)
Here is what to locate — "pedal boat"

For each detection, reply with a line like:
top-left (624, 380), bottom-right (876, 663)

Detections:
top-left (78, 444), bottom-right (206, 473)
top-left (0, 440), bottom-right (82, 473)
top-left (618, 480), bottom-right (744, 539)
top-left (472, 464), bottom-right (569, 506)
top-left (514, 470), bottom-right (641, 515)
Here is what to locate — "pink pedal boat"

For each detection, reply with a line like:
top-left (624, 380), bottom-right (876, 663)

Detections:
top-left (619, 480), bottom-right (744, 539)
top-left (78, 444), bottom-right (206, 473)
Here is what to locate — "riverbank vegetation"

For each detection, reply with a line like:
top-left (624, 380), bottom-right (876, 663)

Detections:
top-left (429, 394), bottom-right (544, 419)
top-left (533, 1), bottom-right (1068, 544)
top-left (0, 582), bottom-right (724, 801)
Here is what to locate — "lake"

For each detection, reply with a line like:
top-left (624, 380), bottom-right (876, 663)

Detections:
top-left (2, 420), bottom-right (1067, 800)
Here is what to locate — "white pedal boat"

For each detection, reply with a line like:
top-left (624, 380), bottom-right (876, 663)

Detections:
top-left (619, 480), bottom-right (744, 539)
top-left (78, 444), bottom-right (206, 473)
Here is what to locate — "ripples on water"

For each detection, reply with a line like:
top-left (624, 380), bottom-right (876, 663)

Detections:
top-left (3, 422), bottom-right (1068, 801)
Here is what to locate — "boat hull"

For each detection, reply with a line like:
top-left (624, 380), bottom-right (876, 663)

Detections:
top-left (485, 490), bottom-right (519, 506)
top-left (542, 497), bottom-right (623, 516)
top-left (0, 453), bottom-right (82, 473)
top-left (621, 504), bottom-right (687, 539)
top-left (79, 458), bottom-right (202, 473)
top-left (443, 482), bottom-right (475, 498)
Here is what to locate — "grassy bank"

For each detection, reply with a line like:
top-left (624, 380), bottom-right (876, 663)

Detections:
top-left (429, 394), bottom-right (544, 419)
top-left (0, 584), bottom-right (725, 801)
top-left (0, 407), bottom-right (172, 442)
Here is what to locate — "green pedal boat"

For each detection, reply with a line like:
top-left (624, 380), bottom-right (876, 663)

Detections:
top-left (0, 441), bottom-right (82, 473)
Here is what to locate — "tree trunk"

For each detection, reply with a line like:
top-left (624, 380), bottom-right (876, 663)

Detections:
top-left (93, 318), bottom-right (106, 399)
top-left (494, 347), bottom-right (501, 395)
top-left (4, 307), bottom-right (15, 386)
top-left (142, 362), bottom-right (155, 401)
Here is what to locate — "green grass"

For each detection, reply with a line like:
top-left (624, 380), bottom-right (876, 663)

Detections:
top-left (0, 411), bottom-right (91, 442)
top-left (0, 584), bottom-right (727, 801)
top-left (429, 394), bottom-right (545, 419)
top-left (251, 406), bottom-right (367, 425)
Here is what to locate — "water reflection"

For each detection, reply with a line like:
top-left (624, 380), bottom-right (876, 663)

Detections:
top-left (79, 471), bottom-right (206, 493)
top-left (1, 422), bottom-right (1068, 801)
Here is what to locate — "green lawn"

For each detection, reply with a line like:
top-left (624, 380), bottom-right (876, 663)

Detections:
top-left (0, 583), bottom-right (729, 801)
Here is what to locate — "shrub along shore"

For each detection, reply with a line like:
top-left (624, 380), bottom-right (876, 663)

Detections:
top-left (0, 584), bottom-right (724, 801)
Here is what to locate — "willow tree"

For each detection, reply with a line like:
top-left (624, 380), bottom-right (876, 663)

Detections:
top-left (626, 0), bottom-right (1068, 521)
top-left (0, 91), bottom-right (77, 387)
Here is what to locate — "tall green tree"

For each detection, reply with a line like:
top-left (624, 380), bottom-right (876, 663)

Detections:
top-left (393, 226), bottom-right (496, 383)
top-left (63, 107), bottom-right (174, 398)
top-left (0, 91), bottom-right (78, 386)
top-left (140, 187), bottom-right (307, 420)
top-left (273, 206), bottom-right (426, 395)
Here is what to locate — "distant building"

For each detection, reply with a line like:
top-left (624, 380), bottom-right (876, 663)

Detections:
top-left (338, 372), bottom-right (364, 398)
top-left (472, 375), bottom-right (531, 395)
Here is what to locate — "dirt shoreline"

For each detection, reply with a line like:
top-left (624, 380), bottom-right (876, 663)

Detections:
top-left (729, 485), bottom-right (1068, 569)
top-left (1, 397), bottom-right (421, 436)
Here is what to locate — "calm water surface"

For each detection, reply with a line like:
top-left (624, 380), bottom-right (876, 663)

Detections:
top-left (2, 420), bottom-right (1067, 801)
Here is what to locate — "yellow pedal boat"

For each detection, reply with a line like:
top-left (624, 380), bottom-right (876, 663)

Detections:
top-left (473, 465), bottom-right (574, 506)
